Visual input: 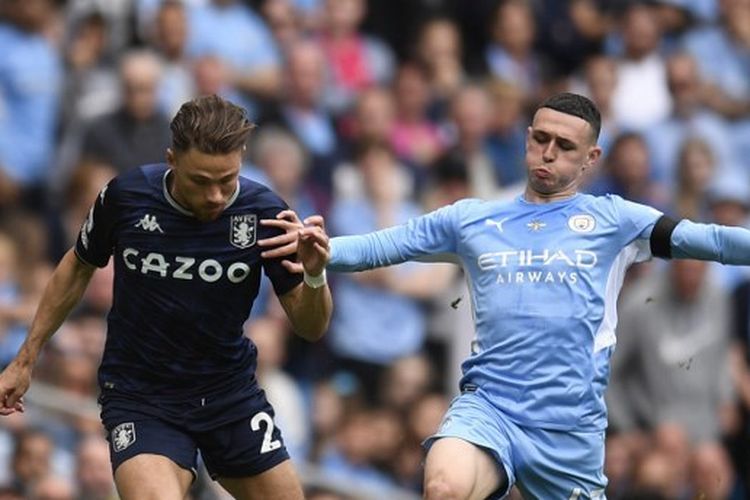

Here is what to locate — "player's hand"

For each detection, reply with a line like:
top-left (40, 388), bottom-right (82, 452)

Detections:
top-left (0, 361), bottom-right (29, 416)
top-left (297, 215), bottom-right (330, 276)
top-left (259, 210), bottom-right (304, 259)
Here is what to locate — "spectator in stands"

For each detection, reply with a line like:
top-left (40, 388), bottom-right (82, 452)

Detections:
top-left (0, 0), bottom-right (62, 205)
top-left (609, 2), bottom-right (671, 130)
top-left (316, 0), bottom-right (395, 115)
top-left (150, 0), bottom-right (194, 118)
top-left (186, 0), bottom-right (282, 106)
top-left (79, 50), bottom-right (170, 173)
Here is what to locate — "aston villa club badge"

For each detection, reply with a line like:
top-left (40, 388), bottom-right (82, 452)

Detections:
top-left (230, 214), bottom-right (257, 249)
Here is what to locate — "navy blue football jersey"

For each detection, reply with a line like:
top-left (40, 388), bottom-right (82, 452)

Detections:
top-left (75, 164), bottom-right (302, 400)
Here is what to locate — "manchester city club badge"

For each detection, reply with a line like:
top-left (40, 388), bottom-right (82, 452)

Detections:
top-left (230, 214), bottom-right (257, 249)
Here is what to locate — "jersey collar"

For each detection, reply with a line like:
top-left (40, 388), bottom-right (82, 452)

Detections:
top-left (162, 169), bottom-right (241, 216)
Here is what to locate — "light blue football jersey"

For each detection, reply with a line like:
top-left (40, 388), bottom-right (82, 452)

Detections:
top-left (328, 193), bottom-right (662, 431)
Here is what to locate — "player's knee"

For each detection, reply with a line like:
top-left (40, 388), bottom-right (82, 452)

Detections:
top-left (424, 474), bottom-right (467, 500)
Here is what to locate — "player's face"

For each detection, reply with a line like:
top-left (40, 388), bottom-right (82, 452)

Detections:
top-left (525, 108), bottom-right (601, 199)
top-left (167, 147), bottom-right (242, 221)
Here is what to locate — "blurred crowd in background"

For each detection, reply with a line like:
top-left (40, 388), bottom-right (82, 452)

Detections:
top-left (0, 0), bottom-right (749, 498)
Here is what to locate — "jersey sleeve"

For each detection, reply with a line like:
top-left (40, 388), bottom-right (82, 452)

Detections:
top-left (259, 199), bottom-right (303, 297)
top-left (611, 196), bottom-right (663, 263)
top-left (74, 178), bottom-right (121, 267)
top-left (670, 219), bottom-right (750, 264)
top-left (328, 199), bottom-right (469, 272)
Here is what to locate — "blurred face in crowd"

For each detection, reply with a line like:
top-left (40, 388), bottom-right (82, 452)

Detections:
top-left (120, 53), bottom-right (162, 122)
top-left (584, 56), bottom-right (617, 111)
top-left (262, 0), bottom-right (300, 48)
top-left (488, 80), bottom-right (524, 134)
top-left (393, 64), bottom-right (430, 121)
top-left (193, 55), bottom-right (228, 95)
top-left (677, 139), bottom-right (714, 193)
top-left (13, 432), bottom-right (53, 484)
top-left (666, 54), bottom-right (701, 115)
top-left (167, 147), bottom-right (242, 222)
top-left (324, 0), bottom-right (364, 36)
top-left (622, 4), bottom-right (661, 59)
top-left (451, 86), bottom-right (491, 148)
top-left (670, 259), bottom-right (707, 302)
top-left (155, 2), bottom-right (187, 59)
top-left (525, 108), bottom-right (601, 199)
top-left (418, 19), bottom-right (461, 67)
top-left (285, 41), bottom-right (325, 107)
top-left (493, 0), bottom-right (536, 55)
top-left (77, 436), bottom-right (114, 499)
top-left (254, 131), bottom-right (306, 197)
top-left (608, 134), bottom-right (650, 189)
top-left (354, 88), bottom-right (395, 141)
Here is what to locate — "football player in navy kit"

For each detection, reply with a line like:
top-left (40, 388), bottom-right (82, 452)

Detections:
top-left (0, 95), bottom-right (332, 500)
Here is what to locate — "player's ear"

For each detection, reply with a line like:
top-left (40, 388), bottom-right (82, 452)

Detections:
top-left (585, 145), bottom-right (602, 170)
top-left (166, 148), bottom-right (176, 168)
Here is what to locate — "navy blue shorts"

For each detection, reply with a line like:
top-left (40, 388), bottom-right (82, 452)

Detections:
top-left (100, 388), bottom-right (290, 479)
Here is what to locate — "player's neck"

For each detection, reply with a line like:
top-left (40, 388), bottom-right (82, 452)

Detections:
top-left (165, 170), bottom-right (192, 212)
top-left (522, 186), bottom-right (579, 204)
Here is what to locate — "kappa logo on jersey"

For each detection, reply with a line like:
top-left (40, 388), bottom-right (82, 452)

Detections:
top-left (230, 214), bottom-right (257, 249)
top-left (135, 214), bottom-right (164, 233)
top-left (112, 422), bottom-right (136, 452)
top-left (485, 217), bottom-right (510, 233)
top-left (568, 214), bottom-right (596, 233)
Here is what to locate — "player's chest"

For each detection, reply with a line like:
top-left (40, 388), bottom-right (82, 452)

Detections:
top-left (464, 211), bottom-right (609, 275)
top-left (113, 209), bottom-right (265, 283)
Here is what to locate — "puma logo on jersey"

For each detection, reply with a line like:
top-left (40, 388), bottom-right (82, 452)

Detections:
top-left (135, 214), bottom-right (164, 233)
top-left (485, 217), bottom-right (510, 233)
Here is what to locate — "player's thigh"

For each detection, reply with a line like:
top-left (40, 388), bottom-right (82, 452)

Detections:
top-left (103, 413), bottom-right (199, 500)
top-left (195, 394), bottom-right (292, 484)
top-left (424, 437), bottom-right (505, 500)
top-left (115, 453), bottom-right (194, 500)
top-left (514, 428), bottom-right (607, 500)
top-left (218, 459), bottom-right (303, 500)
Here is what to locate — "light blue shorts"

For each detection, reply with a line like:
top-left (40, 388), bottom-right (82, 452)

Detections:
top-left (424, 388), bottom-right (607, 499)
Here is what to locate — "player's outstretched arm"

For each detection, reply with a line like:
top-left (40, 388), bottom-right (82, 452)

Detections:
top-left (0, 249), bottom-right (96, 415)
top-left (276, 217), bottom-right (332, 341)
top-left (665, 219), bottom-right (750, 264)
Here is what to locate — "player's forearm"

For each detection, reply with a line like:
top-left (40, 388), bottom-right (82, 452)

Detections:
top-left (15, 249), bottom-right (95, 367)
top-left (328, 226), bottom-right (413, 272)
top-left (285, 283), bottom-right (332, 342)
top-left (671, 220), bottom-right (750, 264)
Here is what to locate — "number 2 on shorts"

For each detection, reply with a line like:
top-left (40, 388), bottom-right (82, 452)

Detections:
top-left (250, 411), bottom-right (282, 454)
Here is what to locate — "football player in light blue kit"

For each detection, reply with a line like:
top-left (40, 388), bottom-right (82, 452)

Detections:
top-left (262, 92), bottom-right (750, 499)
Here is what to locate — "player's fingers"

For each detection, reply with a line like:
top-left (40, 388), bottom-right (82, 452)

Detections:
top-left (300, 227), bottom-right (329, 247)
top-left (275, 209), bottom-right (302, 223)
top-left (5, 390), bottom-right (23, 408)
top-left (281, 260), bottom-right (304, 274)
top-left (303, 215), bottom-right (326, 230)
top-left (257, 231), bottom-right (297, 247)
top-left (0, 407), bottom-right (17, 416)
top-left (312, 241), bottom-right (330, 257)
top-left (260, 217), bottom-right (301, 228)
top-left (259, 219), bottom-right (303, 233)
top-left (261, 241), bottom-right (298, 259)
